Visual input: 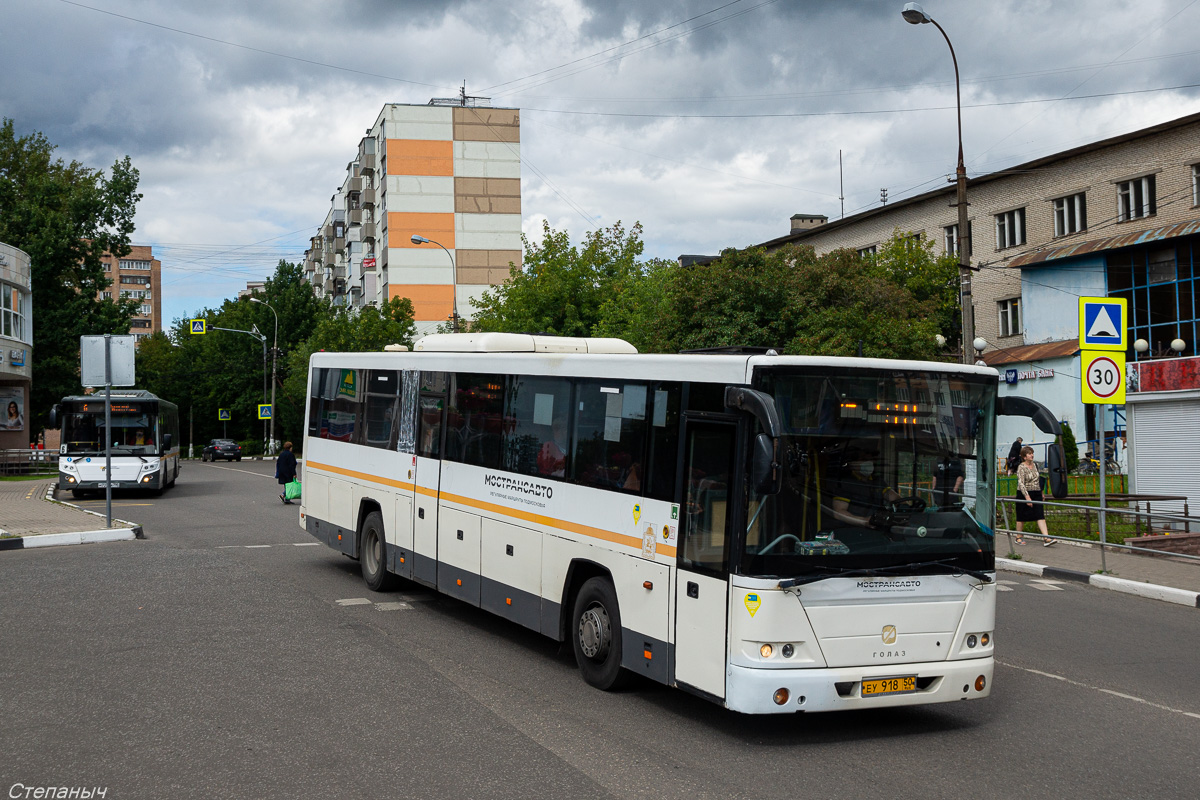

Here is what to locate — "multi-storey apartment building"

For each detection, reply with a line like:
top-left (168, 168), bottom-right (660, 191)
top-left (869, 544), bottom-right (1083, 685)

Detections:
top-left (0, 242), bottom-right (33, 449)
top-left (100, 244), bottom-right (161, 343)
top-left (736, 111), bottom-right (1200, 505)
top-left (304, 99), bottom-right (522, 334)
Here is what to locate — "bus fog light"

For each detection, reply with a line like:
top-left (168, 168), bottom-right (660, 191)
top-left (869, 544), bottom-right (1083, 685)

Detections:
top-left (975, 675), bottom-right (987, 692)
top-left (66, 476), bottom-right (75, 483)
top-left (773, 688), bottom-right (789, 705)
top-left (760, 643), bottom-right (774, 659)
top-left (966, 634), bottom-right (977, 648)
top-left (981, 633), bottom-right (990, 646)
top-left (782, 643), bottom-right (794, 658)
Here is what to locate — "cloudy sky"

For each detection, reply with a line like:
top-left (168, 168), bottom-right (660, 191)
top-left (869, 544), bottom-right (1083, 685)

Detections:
top-left (4, 0), bottom-right (1200, 327)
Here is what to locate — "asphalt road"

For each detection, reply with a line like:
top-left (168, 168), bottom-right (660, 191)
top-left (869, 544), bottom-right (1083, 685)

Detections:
top-left (2, 460), bottom-right (1197, 800)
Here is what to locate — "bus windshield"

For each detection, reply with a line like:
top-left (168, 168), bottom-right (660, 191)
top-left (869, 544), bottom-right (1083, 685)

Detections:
top-left (742, 367), bottom-right (996, 578)
top-left (63, 407), bottom-right (158, 456)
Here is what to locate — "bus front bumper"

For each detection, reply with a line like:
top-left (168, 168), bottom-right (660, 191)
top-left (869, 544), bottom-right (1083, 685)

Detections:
top-left (725, 657), bottom-right (993, 714)
top-left (59, 474), bottom-right (158, 492)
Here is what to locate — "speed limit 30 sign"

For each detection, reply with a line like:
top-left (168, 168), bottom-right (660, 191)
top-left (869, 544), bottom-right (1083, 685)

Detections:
top-left (1081, 350), bottom-right (1126, 404)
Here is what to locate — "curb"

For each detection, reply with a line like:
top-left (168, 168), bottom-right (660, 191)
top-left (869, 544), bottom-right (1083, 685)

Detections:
top-left (0, 528), bottom-right (141, 551)
top-left (997, 557), bottom-right (1200, 608)
top-left (46, 484), bottom-right (145, 538)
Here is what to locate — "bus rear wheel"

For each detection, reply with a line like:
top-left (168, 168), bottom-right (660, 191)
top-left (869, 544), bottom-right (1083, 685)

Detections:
top-left (360, 511), bottom-right (396, 592)
top-left (572, 577), bottom-right (631, 691)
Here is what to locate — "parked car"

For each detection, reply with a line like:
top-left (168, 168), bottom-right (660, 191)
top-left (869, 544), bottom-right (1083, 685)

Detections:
top-left (203, 439), bottom-right (241, 462)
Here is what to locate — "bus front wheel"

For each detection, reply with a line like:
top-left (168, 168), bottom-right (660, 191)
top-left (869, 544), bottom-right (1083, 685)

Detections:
top-left (572, 577), bottom-right (631, 691)
top-left (360, 511), bottom-right (396, 592)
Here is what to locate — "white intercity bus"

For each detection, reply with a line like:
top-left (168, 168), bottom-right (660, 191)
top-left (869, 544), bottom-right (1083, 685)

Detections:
top-left (300, 333), bottom-right (1065, 714)
top-left (51, 389), bottom-right (181, 497)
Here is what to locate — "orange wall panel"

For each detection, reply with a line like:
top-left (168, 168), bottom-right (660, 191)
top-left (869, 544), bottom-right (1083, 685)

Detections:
top-left (388, 212), bottom-right (456, 249)
top-left (388, 284), bottom-right (455, 322)
top-left (386, 139), bottom-right (453, 176)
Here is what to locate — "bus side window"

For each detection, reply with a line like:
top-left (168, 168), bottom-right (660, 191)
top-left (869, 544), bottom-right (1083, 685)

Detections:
top-left (573, 380), bottom-right (648, 494)
top-left (445, 373), bottom-right (504, 469)
top-left (364, 370), bottom-right (400, 450)
top-left (308, 368), bottom-right (327, 438)
top-left (645, 382), bottom-right (681, 501)
top-left (679, 424), bottom-right (735, 574)
top-left (504, 375), bottom-right (571, 478)
top-left (417, 396), bottom-right (443, 459)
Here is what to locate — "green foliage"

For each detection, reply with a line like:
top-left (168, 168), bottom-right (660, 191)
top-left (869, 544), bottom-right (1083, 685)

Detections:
top-left (0, 118), bottom-right (142, 425)
top-left (1058, 420), bottom-right (1080, 471)
top-left (868, 229), bottom-right (961, 347)
top-left (471, 221), bottom-right (647, 337)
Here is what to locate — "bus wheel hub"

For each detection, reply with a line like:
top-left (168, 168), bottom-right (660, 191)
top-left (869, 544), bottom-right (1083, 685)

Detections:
top-left (578, 605), bottom-right (610, 660)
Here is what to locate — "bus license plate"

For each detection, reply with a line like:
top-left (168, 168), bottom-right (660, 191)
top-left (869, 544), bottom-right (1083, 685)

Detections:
top-left (862, 676), bottom-right (917, 697)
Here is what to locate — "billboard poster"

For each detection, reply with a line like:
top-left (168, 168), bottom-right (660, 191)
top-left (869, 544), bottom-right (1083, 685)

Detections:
top-left (1, 387), bottom-right (24, 431)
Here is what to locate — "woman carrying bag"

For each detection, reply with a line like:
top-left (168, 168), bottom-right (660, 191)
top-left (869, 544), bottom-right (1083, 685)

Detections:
top-left (276, 441), bottom-right (299, 505)
top-left (1014, 445), bottom-right (1053, 546)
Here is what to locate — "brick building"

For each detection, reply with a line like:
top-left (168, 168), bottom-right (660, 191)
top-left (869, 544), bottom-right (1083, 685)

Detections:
top-left (731, 111), bottom-right (1200, 502)
top-left (304, 99), bottom-right (522, 334)
top-left (100, 245), bottom-right (162, 343)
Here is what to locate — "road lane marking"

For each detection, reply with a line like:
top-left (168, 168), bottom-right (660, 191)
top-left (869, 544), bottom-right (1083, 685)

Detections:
top-left (1029, 580), bottom-right (1065, 591)
top-left (245, 545), bottom-right (271, 548)
top-left (204, 464), bottom-right (276, 479)
top-left (293, 542), bottom-right (321, 546)
top-left (335, 598), bottom-right (372, 606)
top-left (996, 585), bottom-right (1014, 591)
top-left (375, 602), bottom-right (413, 611)
top-left (998, 661), bottom-right (1200, 721)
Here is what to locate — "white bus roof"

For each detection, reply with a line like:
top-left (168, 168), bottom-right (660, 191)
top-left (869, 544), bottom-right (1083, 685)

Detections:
top-left (413, 332), bottom-right (638, 354)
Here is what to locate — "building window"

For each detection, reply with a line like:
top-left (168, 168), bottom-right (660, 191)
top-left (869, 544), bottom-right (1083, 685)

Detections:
top-left (1117, 175), bottom-right (1156, 221)
top-left (119, 259), bottom-right (152, 270)
top-left (131, 319), bottom-right (152, 329)
top-left (120, 275), bottom-right (151, 285)
top-left (995, 208), bottom-right (1025, 249)
top-left (1193, 164), bottom-right (1199, 206)
top-left (944, 222), bottom-right (973, 257)
top-left (1053, 192), bottom-right (1087, 237)
top-left (998, 298), bottom-right (1021, 338)
top-left (857, 245), bottom-right (877, 259)
top-left (2, 282), bottom-right (29, 342)
top-left (140, 304), bottom-right (152, 315)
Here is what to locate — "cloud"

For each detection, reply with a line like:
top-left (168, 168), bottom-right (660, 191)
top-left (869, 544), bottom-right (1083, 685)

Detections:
top-left (3, 0), bottom-right (1199, 326)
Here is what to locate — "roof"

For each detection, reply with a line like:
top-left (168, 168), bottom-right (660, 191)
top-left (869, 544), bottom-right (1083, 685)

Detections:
top-left (1007, 217), bottom-right (1200, 268)
top-left (981, 340), bottom-right (1080, 366)
top-left (750, 110), bottom-right (1200, 253)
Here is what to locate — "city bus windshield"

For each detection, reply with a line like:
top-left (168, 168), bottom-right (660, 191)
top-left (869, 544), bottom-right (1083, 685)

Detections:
top-left (742, 367), bottom-right (996, 578)
top-left (62, 405), bottom-right (158, 456)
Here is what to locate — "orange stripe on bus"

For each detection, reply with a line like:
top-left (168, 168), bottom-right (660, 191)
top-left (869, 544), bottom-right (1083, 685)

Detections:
top-left (303, 461), bottom-right (677, 558)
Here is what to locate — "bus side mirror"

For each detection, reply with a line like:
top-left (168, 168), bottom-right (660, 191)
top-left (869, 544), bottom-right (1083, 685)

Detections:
top-left (163, 433), bottom-right (173, 450)
top-left (751, 433), bottom-right (782, 495)
top-left (1046, 441), bottom-right (1068, 499)
top-left (49, 404), bottom-right (61, 428)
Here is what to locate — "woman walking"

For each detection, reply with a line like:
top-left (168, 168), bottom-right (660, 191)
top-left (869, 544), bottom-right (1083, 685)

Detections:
top-left (1014, 446), bottom-right (1053, 546)
top-left (276, 441), bottom-right (298, 504)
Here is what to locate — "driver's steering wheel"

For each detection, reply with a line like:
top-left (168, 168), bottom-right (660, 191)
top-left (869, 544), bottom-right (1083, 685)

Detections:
top-left (868, 496), bottom-right (926, 530)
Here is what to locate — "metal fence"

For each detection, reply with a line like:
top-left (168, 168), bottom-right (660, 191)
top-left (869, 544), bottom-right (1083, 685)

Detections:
top-left (0, 449), bottom-right (59, 476)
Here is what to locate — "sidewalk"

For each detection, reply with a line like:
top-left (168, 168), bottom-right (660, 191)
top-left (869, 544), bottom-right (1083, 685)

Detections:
top-left (0, 480), bottom-right (141, 550)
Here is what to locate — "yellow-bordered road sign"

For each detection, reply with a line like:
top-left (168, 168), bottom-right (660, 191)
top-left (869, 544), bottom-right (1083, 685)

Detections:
top-left (190, 319), bottom-right (206, 334)
top-left (1081, 350), bottom-right (1126, 404)
top-left (1078, 296), bottom-right (1126, 351)
top-left (257, 404), bottom-right (273, 420)
top-left (218, 409), bottom-right (231, 421)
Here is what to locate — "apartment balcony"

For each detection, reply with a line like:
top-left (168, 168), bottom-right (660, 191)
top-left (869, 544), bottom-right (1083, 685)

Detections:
top-left (361, 185), bottom-right (375, 206)
top-left (347, 176), bottom-right (363, 193)
top-left (348, 208), bottom-right (363, 225)
top-left (359, 153), bottom-right (375, 172)
top-left (361, 221), bottom-right (375, 242)
top-left (334, 237), bottom-right (346, 252)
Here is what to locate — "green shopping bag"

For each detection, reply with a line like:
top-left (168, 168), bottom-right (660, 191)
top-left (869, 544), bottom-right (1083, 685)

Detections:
top-left (284, 479), bottom-right (302, 501)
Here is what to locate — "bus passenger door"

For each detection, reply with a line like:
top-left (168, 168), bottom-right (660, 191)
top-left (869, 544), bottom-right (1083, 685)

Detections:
top-left (411, 391), bottom-right (444, 589)
top-left (674, 419), bottom-right (735, 699)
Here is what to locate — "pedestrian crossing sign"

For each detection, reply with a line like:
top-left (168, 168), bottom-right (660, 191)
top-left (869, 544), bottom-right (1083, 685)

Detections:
top-left (258, 404), bottom-right (272, 420)
top-left (218, 409), bottom-right (231, 421)
top-left (1078, 297), bottom-right (1126, 351)
top-left (190, 319), bottom-right (206, 334)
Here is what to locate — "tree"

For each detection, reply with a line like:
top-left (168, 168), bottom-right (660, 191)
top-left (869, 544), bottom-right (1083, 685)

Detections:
top-left (471, 221), bottom-right (648, 337)
top-left (868, 230), bottom-right (962, 351)
top-left (0, 119), bottom-right (142, 425)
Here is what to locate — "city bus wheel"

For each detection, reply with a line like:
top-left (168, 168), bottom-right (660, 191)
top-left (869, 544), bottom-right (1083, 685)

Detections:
top-left (360, 511), bottom-right (396, 592)
top-left (572, 577), bottom-right (631, 690)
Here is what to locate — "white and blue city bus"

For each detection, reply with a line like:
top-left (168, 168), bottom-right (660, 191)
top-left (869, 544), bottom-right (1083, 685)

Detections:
top-left (51, 390), bottom-right (181, 497)
top-left (300, 333), bottom-right (1066, 714)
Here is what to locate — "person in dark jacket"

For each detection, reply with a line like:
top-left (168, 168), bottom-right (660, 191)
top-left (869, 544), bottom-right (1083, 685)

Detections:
top-left (1005, 436), bottom-right (1023, 475)
top-left (276, 441), bottom-right (298, 504)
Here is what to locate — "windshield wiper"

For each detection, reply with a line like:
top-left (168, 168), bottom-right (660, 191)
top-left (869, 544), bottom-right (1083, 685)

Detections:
top-left (779, 558), bottom-right (993, 588)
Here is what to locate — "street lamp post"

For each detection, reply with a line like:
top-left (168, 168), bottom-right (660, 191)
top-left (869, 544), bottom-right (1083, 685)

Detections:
top-left (410, 234), bottom-right (459, 331)
top-left (903, 3), bottom-right (974, 365)
top-left (250, 296), bottom-right (279, 455)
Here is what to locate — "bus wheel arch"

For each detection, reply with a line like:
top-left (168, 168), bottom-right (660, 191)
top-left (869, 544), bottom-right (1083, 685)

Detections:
top-left (570, 574), bottom-right (632, 691)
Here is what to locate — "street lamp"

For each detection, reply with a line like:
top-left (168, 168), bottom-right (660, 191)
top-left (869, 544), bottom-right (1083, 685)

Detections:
top-left (249, 296), bottom-right (279, 455)
top-left (903, 3), bottom-right (974, 365)
top-left (410, 234), bottom-right (459, 331)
